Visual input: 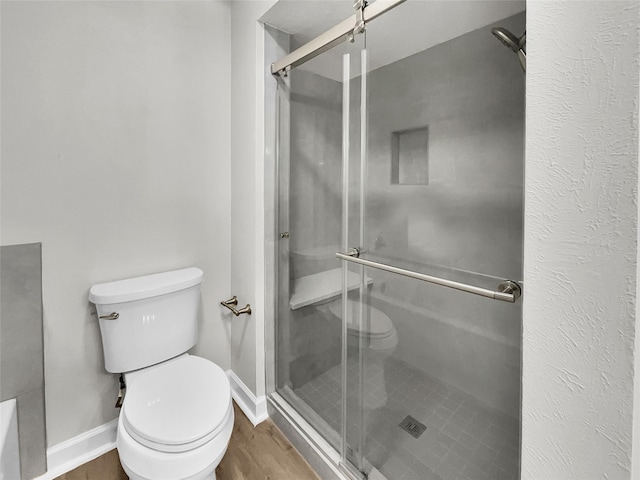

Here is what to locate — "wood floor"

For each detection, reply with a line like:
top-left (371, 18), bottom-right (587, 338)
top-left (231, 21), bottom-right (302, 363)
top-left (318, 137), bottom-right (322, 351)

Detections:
top-left (54, 402), bottom-right (320, 480)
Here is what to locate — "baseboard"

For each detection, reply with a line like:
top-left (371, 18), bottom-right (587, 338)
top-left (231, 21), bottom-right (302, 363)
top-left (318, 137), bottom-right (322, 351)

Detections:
top-left (31, 373), bottom-right (264, 479)
top-left (226, 370), bottom-right (268, 426)
top-left (33, 418), bottom-right (118, 480)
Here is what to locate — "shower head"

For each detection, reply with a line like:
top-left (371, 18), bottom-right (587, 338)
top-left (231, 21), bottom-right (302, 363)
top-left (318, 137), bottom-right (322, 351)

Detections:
top-left (491, 27), bottom-right (526, 72)
top-left (491, 27), bottom-right (521, 52)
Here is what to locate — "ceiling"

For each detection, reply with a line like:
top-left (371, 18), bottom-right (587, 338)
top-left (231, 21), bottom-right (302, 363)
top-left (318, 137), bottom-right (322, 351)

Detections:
top-left (261, 0), bottom-right (526, 81)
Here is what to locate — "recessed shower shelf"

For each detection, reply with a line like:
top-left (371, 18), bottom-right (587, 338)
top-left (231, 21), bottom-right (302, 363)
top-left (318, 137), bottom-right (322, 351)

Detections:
top-left (289, 268), bottom-right (372, 310)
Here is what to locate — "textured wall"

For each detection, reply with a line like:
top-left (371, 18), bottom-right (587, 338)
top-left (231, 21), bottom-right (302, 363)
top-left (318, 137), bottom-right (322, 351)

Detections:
top-left (522, 1), bottom-right (639, 478)
top-left (1, 1), bottom-right (232, 446)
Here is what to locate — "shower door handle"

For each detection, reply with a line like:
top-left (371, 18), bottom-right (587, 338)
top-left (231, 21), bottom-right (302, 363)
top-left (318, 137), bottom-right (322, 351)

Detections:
top-left (335, 249), bottom-right (521, 303)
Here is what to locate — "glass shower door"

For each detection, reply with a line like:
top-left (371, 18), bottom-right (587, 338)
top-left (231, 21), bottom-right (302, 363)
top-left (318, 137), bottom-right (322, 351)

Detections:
top-left (274, 33), bottom-right (366, 456)
top-left (340, 4), bottom-right (525, 480)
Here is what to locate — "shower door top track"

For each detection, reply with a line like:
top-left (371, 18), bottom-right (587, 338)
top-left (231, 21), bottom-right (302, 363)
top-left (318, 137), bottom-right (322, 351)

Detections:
top-left (270, 0), bottom-right (406, 76)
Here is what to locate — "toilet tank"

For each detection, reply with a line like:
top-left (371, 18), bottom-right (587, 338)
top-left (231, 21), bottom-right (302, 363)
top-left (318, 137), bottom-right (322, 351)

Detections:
top-left (89, 267), bottom-right (204, 373)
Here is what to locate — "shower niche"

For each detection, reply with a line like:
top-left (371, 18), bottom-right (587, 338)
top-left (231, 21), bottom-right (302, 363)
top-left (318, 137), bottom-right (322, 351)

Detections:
top-left (391, 126), bottom-right (430, 185)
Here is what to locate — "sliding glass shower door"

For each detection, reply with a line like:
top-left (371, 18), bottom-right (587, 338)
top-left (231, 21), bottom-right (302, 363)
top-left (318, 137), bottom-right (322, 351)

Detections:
top-left (273, 2), bottom-right (524, 479)
top-left (340, 4), bottom-right (524, 479)
top-left (274, 33), bottom-right (366, 457)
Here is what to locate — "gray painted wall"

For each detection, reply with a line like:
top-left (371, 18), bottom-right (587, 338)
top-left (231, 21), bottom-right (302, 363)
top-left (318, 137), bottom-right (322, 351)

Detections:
top-left (1, 1), bottom-right (232, 447)
top-left (229, 0), bottom-right (277, 398)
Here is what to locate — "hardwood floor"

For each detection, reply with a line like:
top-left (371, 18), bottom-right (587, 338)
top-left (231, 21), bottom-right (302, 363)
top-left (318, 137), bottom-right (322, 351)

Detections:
top-left (54, 402), bottom-right (320, 480)
top-left (216, 403), bottom-right (320, 480)
top-left (53, 449), bottom-right (127, 480)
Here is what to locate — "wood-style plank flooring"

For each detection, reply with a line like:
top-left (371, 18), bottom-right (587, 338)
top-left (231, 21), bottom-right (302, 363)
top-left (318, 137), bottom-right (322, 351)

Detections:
top-left (54, 402), bottom-right (320, 480)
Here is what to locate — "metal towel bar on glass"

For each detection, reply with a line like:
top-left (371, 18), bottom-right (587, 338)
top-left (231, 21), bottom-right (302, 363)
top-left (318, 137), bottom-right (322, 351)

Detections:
top-left (335, 248), bottom-right (521, 303)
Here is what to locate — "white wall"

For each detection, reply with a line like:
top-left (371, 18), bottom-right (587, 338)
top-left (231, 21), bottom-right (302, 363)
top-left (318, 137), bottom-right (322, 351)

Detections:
top-left (229, 0), bottom-right (276, 398)
top-left (0, 0), bottom-right (232, 446)
top-left (523, 1), bottom-right (639, 478)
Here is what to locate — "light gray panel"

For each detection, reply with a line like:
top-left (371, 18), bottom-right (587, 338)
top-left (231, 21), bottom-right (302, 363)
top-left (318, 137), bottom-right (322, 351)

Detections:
top-left (0, 243), bottom-right (47, 479)
top-left (17, 389), bottom-right (47, 479)
top-left (1, 243), bottom-right (45, 401)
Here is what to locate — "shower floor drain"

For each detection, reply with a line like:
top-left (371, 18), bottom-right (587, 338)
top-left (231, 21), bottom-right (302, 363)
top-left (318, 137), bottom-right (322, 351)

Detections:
top-left (399, 415), bottom-right (427, 439)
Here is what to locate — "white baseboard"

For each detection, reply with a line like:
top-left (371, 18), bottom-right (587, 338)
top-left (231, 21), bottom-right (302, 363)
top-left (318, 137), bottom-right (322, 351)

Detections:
top-left (226, 370), bottom-right (268, 426)
top-left (31, 372), bottom-right (262, 479)
top-left (33, 418), bottom-right (118, 480)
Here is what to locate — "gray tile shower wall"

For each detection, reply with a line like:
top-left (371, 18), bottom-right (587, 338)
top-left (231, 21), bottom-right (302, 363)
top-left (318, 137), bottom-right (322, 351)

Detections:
top-left (356, 12), bottom-right (525, 418)
top-left (1, 243), bottom-right (47, 479)
top-left (289, 69), bottom-right (343, 280)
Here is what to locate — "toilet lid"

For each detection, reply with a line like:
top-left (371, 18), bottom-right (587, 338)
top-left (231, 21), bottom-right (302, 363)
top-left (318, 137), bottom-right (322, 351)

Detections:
top-left (122, 355), bottom-right (231, 453)
top-left (329, 301), bottom-right (395, 339)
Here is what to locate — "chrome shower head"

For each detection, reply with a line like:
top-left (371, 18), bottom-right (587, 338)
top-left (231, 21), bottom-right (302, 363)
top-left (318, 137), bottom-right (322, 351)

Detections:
top-left (491, 27), bottom-right (520, 52)
top-left (491, 27), bottom-right (526, 72)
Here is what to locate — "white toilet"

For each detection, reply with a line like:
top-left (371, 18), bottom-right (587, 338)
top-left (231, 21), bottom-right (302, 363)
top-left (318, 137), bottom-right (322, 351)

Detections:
top-left (89, 267), bottom-right (233, 480)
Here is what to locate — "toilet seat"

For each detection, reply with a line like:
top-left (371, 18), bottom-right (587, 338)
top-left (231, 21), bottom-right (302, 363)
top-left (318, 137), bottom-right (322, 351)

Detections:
top-left (122, 355), bottom-right (231, 453)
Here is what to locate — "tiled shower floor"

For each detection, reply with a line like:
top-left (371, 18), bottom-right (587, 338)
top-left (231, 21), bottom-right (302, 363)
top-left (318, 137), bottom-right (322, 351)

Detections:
top-left (294, 355), bottom-right (520, 480)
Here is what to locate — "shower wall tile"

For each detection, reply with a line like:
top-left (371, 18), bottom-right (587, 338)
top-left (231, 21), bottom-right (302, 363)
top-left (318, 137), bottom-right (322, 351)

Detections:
top-left (364, 12), bottom-right (525, 279)
top-left (288, 305), bottom-right (341, 388)
top-left (289, 69), bottom-right (343, 279)
top-left (359, 12), bottom-right (525, 417)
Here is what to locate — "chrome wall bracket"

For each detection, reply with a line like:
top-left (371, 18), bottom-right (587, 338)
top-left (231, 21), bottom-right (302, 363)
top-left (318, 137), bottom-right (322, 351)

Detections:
top-left (497, 280), bottom-right (522, 302)
top-left (220, 295), bottom-right (252, 316)
top-left (353, 0), bottom-right (366, 37)
top-left (344, 246), bottom-right (361, 257)
top-left (270, 0), bottom-right (406, 75)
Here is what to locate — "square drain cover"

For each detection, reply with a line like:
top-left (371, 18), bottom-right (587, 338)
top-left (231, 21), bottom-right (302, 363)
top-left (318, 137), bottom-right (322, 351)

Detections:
top-left (399, 415), bottom-right (427, 439)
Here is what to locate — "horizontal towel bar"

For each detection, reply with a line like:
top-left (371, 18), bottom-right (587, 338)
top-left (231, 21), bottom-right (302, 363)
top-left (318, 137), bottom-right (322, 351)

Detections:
top-left (220, 296), bottom-right (252, 316)
top-left (335, 248), bottom-right (521, 303)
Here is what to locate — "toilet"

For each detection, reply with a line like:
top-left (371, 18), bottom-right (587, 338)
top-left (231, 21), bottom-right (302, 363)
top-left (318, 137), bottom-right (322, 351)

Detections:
top-left (89, 267), bottom-right (233, 480)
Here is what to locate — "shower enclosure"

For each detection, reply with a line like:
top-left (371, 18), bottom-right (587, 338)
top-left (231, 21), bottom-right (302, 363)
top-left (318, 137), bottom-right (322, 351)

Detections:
top-left (269, 2), bottom-right (525, 479)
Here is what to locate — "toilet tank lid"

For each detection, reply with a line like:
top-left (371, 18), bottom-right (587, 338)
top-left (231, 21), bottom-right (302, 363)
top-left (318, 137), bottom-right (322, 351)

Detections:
top-left (89, 267), bottom-right (203, 305)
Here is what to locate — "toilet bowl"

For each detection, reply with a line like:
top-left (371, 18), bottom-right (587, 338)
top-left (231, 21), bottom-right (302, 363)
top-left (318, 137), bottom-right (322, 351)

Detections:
top-left (117, 355), bottom-right (233, 480)
top-left (89, 268), bottom-right (233, 480)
